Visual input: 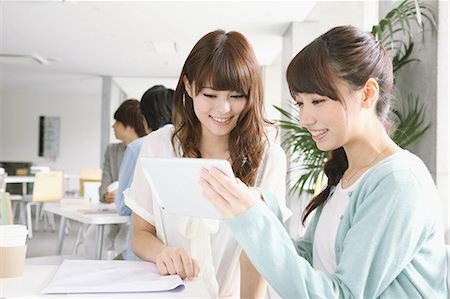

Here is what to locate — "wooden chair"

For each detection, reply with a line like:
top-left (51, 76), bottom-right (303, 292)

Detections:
top-left (79, 169), bottom-right (102, 198)
top-left (26, 171), bottom-right (64, 238)
top-left (0, 168), bottom-right (14, 225)
top-left (0, 192), bottom-right (13, 225)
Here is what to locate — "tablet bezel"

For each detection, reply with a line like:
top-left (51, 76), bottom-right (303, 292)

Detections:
top-left (140, 157), bottom-right (234, 219)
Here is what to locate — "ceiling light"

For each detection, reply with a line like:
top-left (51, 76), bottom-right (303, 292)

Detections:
top-left (148, 41), bottom-right (179, 54)
top-left (0, 54), bottom-right (51, 65)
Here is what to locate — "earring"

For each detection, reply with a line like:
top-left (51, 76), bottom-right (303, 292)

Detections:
top-left (182, 93), bottom-right (186, 107)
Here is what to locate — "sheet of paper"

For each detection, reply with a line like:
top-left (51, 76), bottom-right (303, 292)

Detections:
top-left (42, 260), bottom-right (185, 294)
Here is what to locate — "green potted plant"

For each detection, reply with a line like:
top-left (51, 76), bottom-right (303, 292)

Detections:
top-left (275, 0), bottom-right (436, 196)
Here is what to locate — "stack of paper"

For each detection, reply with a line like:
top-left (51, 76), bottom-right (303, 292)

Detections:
top-left (42, 260), bottom-right (185, 294)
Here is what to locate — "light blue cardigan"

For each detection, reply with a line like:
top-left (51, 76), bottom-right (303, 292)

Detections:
top-left (227, 150), bottom-right (448, 298)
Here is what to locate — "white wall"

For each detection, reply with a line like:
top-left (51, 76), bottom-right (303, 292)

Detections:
top-left (437, 0), bottom-right (449, 241)
top-left (114, 77), bottom-right (179, 100)
top-left (1, 91), bottom-right (102, 175)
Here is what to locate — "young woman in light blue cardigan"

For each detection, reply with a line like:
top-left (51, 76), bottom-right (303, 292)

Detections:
top-left (200, 25), bottom-right (448, 298)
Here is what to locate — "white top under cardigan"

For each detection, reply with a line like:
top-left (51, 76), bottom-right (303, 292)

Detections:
top-left (125, 124), bottom-right (291, 298)
top-left (312, 170), bottom-right (370, 274)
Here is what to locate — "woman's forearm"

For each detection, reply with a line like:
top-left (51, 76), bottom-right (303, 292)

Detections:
top-left (131, 213), bottom-right (166, 261)
top-left (240, 251), bottom-right (267, 298)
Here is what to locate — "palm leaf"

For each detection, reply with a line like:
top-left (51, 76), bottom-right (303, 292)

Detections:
top-left (391, 95), bottom-right (430, 148)
top-left (371, 0), bottom-right (436, 73)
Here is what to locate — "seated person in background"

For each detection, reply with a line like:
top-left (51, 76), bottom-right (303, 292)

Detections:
top-left (99, 99), bottom-right (147, 203)
top-left (84, 99), bottom-right (147, 259)
top-left (115, 85), bottom-right (174, 260)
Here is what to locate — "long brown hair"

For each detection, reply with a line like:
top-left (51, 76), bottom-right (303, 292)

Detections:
top-left (172, 30), bottom-right (268, 186)
top-left (286, 25), bottom-right (395, 224)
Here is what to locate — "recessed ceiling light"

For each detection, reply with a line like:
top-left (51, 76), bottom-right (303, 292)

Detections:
top-left (0, 54), bottom-right (52, 65)
top-left (148, 41), bottom-right (179, 54)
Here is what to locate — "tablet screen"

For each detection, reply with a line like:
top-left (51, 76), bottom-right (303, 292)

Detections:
top-left (140, 157), bottom-right (234, 219)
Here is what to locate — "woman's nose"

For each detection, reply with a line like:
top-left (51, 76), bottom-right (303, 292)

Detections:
top-left (215, 97), bottom-right (232, 114)
top-left (298, 108), bottom-right (315, 127)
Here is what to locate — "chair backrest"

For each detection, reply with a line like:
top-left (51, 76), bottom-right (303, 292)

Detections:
top-left (30, 166), bottom-right (51, 175)
top-left (79, 168), bottom-right (102, 196)
top-left (32, 171), bottom-right (64, 202)
top-left (0, 192), bottom-right (13, 225)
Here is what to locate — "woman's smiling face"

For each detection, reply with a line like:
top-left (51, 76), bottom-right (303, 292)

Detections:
top-left (185, 79), bottom-right (247, 139)
top-left (295, 81), bottom-right (364, 152)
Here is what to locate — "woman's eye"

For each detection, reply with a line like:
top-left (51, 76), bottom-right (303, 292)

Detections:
top-left (203, 93), bottom-right (216, 98)
top-left (230, 95), bottom-right (245, 99)
top-left (312, 99), bottom-right (324, 105)
top-left (295, 101), bottom-right (303, 107)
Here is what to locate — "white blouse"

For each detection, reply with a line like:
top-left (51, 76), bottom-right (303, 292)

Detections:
top-left (125, 124), bottom-right (291, 298)
top-left (313, 170), bottom-right (371, 275)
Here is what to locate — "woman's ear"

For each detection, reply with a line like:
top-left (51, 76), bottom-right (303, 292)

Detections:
top-left (362, 78), bottom-right (379, 109)
top-left (182, 75), bottom-right (193, 98)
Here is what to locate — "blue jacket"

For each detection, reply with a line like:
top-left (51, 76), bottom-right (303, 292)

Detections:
top-left (116, 137), bottom-right (146, 216)
top-left (116, 137), bottom-right (146, 260)
top-left (227, 150), bottom-right (448, 298)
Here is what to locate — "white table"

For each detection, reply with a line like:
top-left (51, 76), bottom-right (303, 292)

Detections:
top-left (4, 176), bottom-right (34, 195)
top-left (4, 176), bottom-right (35, 223)
top-left (0, 264), bottom-right (210, 298)
top-left (44, 202), bottom-right (129, 260)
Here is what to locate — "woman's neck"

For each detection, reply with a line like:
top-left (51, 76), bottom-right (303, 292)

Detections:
top-left (341, 131), bottom-right (400, 188)
top-left (199, 131), bottom-right (230, 160)
top-left (345, 118), bottom-right (399, 167)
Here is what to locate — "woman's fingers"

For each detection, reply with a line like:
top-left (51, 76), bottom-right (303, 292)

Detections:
top-left (199, 177), bottom-right (233, 219)
top-left (200, 169), bottom-right (240, 203)
top-left (193, 259), bottom-right (200, 278)
top-left (200, 168), bottom-right (242, 203)
top-left (200, 168), bottom-right (256, 218)
top-left (172, 252), bottom-right (187, 278)
top-left (156, 247), bottom-right (199, 280)
top-left (179, 248), bottom-right (197, 280)
top-left (156, 258), bottom-right (169, 275)
top-left (208, 168), bottom-right (253, 202)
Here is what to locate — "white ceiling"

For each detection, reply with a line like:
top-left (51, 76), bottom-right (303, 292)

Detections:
top-left (0, 1), bottom-right (317, 95)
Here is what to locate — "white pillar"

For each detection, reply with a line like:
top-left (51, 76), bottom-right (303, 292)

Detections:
top-left (436, 0), bottom-right (449, 243)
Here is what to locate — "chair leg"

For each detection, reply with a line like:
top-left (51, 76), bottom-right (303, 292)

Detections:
top-left (47, 212), bottom-right (56, 231)
top-left (19, 201), bottom-right (27, 225)
top-left (72, 224), bottom-right (86, 255)
top-left (26, 203), bottom-right (33, 239)
top-left (65, 220), bottom-right (71, 235)
top-left (11, 201), bottom-right (17, 222)
top-left (35, 203), bottom-right (41, 231)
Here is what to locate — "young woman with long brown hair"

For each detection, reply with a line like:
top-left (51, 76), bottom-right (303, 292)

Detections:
top-left (200, 25), bottom-right (448, 298)
top-left (125, 30), bottom-right (291, 298)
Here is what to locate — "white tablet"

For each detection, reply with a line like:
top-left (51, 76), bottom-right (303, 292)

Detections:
top-left (140, 157), bottom-right (234, 219)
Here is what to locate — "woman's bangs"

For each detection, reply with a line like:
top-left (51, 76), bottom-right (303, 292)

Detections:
top-left (287, 43), bottom-right (339, 101)
top-left (195, 54), bottom-right (250, 96)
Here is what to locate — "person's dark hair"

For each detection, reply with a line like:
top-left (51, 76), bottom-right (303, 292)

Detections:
top-left (114, 99), bottom-right (147, 137)
top-left (286, 25), bottom-right (395, 224)
top-left (172, 29), bottom-right (269, 186)
top-left (140, 85), bottom-right (174, 131)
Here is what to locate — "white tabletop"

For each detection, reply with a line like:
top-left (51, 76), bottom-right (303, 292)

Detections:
top-left (0, 264), bottom-right (210, 298)
top-left (44, 202), bottom-right (129, 225)
top-left (4, 176), bottom-right (35, 184)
